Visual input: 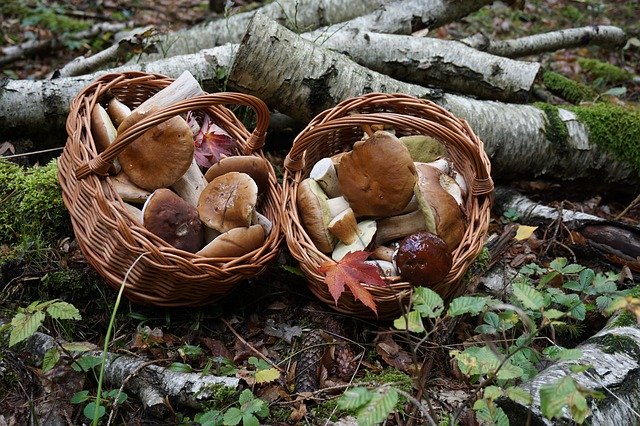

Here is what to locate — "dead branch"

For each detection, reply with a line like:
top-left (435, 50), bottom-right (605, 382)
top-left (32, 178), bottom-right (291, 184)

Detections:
top-left (460, 25), bottom-right (627, 58)
top-left (22, 331), bottom-right (239, 418)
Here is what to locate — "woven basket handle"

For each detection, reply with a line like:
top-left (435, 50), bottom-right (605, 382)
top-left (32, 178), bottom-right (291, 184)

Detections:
top-left (75, 93), bottom-right (270, 180)
top-left (284, 112), bottom-right (494, 197)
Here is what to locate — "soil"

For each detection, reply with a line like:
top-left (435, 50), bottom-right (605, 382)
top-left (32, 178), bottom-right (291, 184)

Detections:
top-left (1, 1), bottom-right (639, 425)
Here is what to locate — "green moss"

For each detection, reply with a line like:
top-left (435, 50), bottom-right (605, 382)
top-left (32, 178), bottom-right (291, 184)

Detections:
top-left (0, 158), bottom-right (69, 246)
top-left (363, 368), bottom-right (413, 395)
top-left (609, 310), bottom-right (637, 328)
top-left (568, 103), bottom-right (640, 174)
top-left (578, 58), bottom-right (633, 85)
top-left (197, 383), bottom-right (239, 411)
top-left (587, 334), bottom-right (640, 356)
top-left (533, 102), bottom-right (569, 147)
top-left (542, 71), bottom-right (597, 104)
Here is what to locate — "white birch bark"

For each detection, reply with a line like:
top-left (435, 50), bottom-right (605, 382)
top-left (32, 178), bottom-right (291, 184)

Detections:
top-left (460, 25), bottom-right (627, 58)
top-left (228, 13), bottom-right (638, 184)
top-left (23, 331), bottom-right (239, 417)
top-left (137, 0), bottom-right (392, 62)
top-left (306, 28), bottom-right (540, 102)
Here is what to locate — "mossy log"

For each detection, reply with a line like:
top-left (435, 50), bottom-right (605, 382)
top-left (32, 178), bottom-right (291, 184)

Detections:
top-left (228, 13), bottom-right (640, 185)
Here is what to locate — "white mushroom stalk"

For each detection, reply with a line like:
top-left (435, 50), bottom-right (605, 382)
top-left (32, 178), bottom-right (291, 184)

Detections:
top-left (309, 157), bottom-right (341, 198)
top-left (171, 159), bottom-right (209, 207)
top-left (332, 220), bottom-right (377, 261)
top-left (374, 210), bottom-right (428, 246)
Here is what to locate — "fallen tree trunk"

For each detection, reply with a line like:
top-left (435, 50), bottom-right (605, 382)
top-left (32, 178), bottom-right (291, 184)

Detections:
top-left (23, 331), bottom-right (239, 418)
top-left (498, 322), bottom-right (640, 425)
top-left (137, 0), bottom-right (390, 62)
top-left (308, 28), bottom-right (540, 102)
top-left (460, 25), bottom-right (627, 58)
top-left (228, 14), bottom-right (639, 185)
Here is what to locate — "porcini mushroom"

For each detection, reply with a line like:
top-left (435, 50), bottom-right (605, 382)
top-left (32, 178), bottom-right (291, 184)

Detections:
top-left (327, 207), bottom-right (359, 244)
top-left (414, 163), bottom-right (466, 251)
top-left (171, 158), bottom-right (209, 207)
top-left (399, 135), bottom-right (447, 163)
top-left (197, 172), bottom-right (258, 233)
top-left (297, 178), bottom-right (350, 253)
top-left (117, 115), bottom-right (195, 191)
top-left (331, 220), bottom-right (377, 262)
top-left (142, 188), bottom-right (204, 253)
top-left (309, 157), bottom-right (341, 198)
top-left (109, 171), bottom-right (151, 203)
top-left (106, 97), bottom-right (132, 128)
top-left (374, 209), bottom-right (428, 246)
top-left (204, 155), bottom-right (271, 194)
top-left (365, 259), bottom-right (398, 277)
top-left (395, 231), bottom-right (452, 287)
top-left (90, 103), bottom-right (121, 174)
top-left (196, 224), bottom-right (265, 258)
top-left (336, 130), bottom-right (416, 217)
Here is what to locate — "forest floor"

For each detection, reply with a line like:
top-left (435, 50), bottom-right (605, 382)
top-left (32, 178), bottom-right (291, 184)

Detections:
top-left (1, 1), bottom-right (640, 425)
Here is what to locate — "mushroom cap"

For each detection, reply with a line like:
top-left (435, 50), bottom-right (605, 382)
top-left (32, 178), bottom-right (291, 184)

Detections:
top-left (107, 97), bottom-right (132, 128)
top-left (336, 130), bottom-right (416, 217)
top-left (118, 115), bottom-right (195, 191)
top-left (395, 231), bottom-right (452, 287)
top-left (142, 188), bottom-right (203, 253)
top-left (197, 171), bottom-right (258, 233)
top-left (296, 178), bottom-right (337, 253)
top-left (204, 155), bottom-right (271, 193)
top-left (91, 103), bottom-right (117, 153)
top-left (399, 135), bottom-right (447, 163)
top-left (414, 163), bottom-right (466, 251)
top-left (196, 224), bottom-right (265, 258)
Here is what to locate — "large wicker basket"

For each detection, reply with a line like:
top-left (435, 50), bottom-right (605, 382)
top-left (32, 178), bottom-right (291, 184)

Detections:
top-left (58, 72), bottom-right (282, 307)
top-left (282, 93), bottom-right (494, 319)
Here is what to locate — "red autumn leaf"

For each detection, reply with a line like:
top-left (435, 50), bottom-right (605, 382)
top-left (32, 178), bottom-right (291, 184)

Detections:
top-left (189, 113), bottom-right (240, 169)
top-left (318, 251), bottom-right (388, 316)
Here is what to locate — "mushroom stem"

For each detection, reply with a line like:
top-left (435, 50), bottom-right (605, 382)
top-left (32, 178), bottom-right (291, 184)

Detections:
top-left (371, 245), bottom-right (396, 263)
top-left (332, 220), bottom-right (377, 261)
top-left (326, 196), bottom-right (350, 217)
top-left (365, 260), bottom-right (398, 277)
top-left (118, 70), bottom-right (204, 133)
top-left (107, 97), bottom-right (132, 128)
top-left (375, 210), bottom-right (427, 246)
top-left (252, 210), bottom-right (273, 236)
top-left (309, 157), bottom-right (341, 198)
top-left (171, 159), bottom-right (209, 207)
top-left (122, 202), bottom-right (143, 224)
top-left (108, 172), bottom-right (151, 203)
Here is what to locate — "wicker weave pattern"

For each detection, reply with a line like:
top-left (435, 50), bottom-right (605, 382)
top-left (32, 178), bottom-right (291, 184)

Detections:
top-left (282, 93), bottom-right (493, 319)
top-left (58, 72), bottom-right (282, 307)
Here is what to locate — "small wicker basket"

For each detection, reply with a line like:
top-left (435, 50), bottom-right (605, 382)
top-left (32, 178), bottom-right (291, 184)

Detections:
top-left (58, 72), bottom-right (282, 307)
top-left (281, 93), bottom-right (494, 319)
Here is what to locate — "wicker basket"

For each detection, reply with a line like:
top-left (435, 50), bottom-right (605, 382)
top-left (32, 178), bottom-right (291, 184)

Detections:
top-left (282, 93), bottom-right (494, 319)
top-left (58, 72), bottom-right (282, 307)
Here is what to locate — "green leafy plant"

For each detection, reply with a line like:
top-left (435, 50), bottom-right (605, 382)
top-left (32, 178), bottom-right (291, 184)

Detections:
top-left (222, 389), bottom-right (269, 426)
top-left (500, 207), bottom-right (520, 223)
top-left (9, 299), bottom-right (81, 347)
top-left (337, 385), bottom-right (399, 426)
top-left (71, 388), bottom-right (129, 422)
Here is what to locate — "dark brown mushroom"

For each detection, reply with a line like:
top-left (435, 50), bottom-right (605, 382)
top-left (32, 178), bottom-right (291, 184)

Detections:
top-left (395, 231), bottom-right (452, 287)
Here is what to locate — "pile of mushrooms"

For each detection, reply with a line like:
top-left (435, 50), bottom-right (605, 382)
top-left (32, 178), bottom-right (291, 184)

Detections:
top-left (91, 71), bottom-right (272, 258)
top-left (297, 129), bottom-right (468, 288)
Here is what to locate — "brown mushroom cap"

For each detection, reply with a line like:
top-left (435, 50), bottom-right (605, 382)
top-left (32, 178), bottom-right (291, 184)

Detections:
top-left (118, 116), bottom-right (195, 191)
top-left (204, 155), bottom-right (271, 193)
top-left (196, 224), bottom-right (265, 258)
top-left (197, 171), bottom-right (258, 233)
top-left (395, 231), bottom-right (452, 287)
top-left (142, 188), bottom-right (203, 253)
top-left (90, 103), bottom-right (117, 153)
top-left (336, 130), bottom-right (416, 217)
top-left (414, 163), bottom-right (466, 251)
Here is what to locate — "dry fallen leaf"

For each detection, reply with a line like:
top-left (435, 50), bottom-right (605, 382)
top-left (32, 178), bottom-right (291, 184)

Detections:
top-left (318, 251), bottom-right (387, 316)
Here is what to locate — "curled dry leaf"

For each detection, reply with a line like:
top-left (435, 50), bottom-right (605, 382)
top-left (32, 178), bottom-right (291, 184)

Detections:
top-left (189, 112), bottom-right (240, 169)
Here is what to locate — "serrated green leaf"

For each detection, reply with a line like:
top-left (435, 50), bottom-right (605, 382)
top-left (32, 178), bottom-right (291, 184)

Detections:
top-left (563, 280), bottom-right (584, 291)
top-left (543, 347), bottom-right (582, 362)
top-left (412, 287), bottom-right (444, 318)
top-left (513, 281), bottom-right (544, 310)
top-left (242, 397), bottom-right (265, 416)
top-left (242, 414), bottom-right (260, 426)
top-left (338, 387), bottom-right (373, 411)
top-left (238, 389), bottom-right (254, 405)
top-left (42, 347), bottom-right (60, 372)
top-left (248, 356), bottom-right (270, 370)
top-left (72, 355), bottom-right (102, 372)
top-left (595, 295), bottom-right (613, 312)
top-left (83, 402), bottom-right (106, 421)
top-left (70, 390), bottom-right (90, 404)
top-left (255, 367), bottom-right (280, 384)
top-left (356, 387), bottom-right (398, 426)
top-left (448, 296), bottom-right (488, 316)
top-left (570, 364), bottom-right (591, 374)
top-left (46, 301), bottom-right (81, 320)
top-left (168, 362), bottom-right (193, 373)
top-left (10, 310), bottom-right (45, 346)
top-left (393, 310), bottom-right (425, 333)
top-left (505, 386), bottom-right (533, 405)
top-left (543, 309), bottom-right (565, 320)
top-left (483, 385), bottom-right (503, 400)
top-left (196, 410), bottom-right (224, 426)
top-left (569, 302), bottom-right (587, 321)
top-left (223, 407), bottom-right (243, 425)
top-left (540, 375), bottom-right (590, 423)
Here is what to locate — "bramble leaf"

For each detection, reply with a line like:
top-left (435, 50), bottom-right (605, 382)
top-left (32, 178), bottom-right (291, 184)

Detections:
top-left (319, 251), bottom-right (387, 316)
top-left (10, 310), bottom-right (45, 347)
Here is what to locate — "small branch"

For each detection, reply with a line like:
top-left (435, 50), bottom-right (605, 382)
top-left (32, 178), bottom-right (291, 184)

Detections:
top-left (460, 25), bottom-right (627, 58)
top-left (220, 317), bottom-right (285, 373)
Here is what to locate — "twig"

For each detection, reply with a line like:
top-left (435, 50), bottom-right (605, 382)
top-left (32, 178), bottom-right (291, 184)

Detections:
top-left (615, 193), bottom-right (640, 221)
top-left (220, 317), bottom-right (285, 373)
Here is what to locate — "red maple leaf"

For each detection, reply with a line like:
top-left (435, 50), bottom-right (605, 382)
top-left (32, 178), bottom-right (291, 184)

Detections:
top-left (189, 113), bottom-right (240, 169)
top-left (318, 251), bottom-right (388, 316)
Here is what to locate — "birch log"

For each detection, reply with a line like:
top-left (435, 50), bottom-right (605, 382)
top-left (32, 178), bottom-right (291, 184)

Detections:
top-left (498, 322), bottom-right (640, 425)
top-left (22, 331), bottom-right (239, 417)
top-left (137, 0), bottom-right (390, 62)
top-left (460, 25), bottom-right (627, 58)
top-left (228, 13), bottom-right (639, 185)
top-left (307, 28), bottom-right (540, 102)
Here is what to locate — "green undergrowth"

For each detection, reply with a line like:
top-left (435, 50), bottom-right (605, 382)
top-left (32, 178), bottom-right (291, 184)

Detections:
top-left (578, 58), bottom-right (634, 86)
top-left (542, 71), bottom-right (598, 104)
